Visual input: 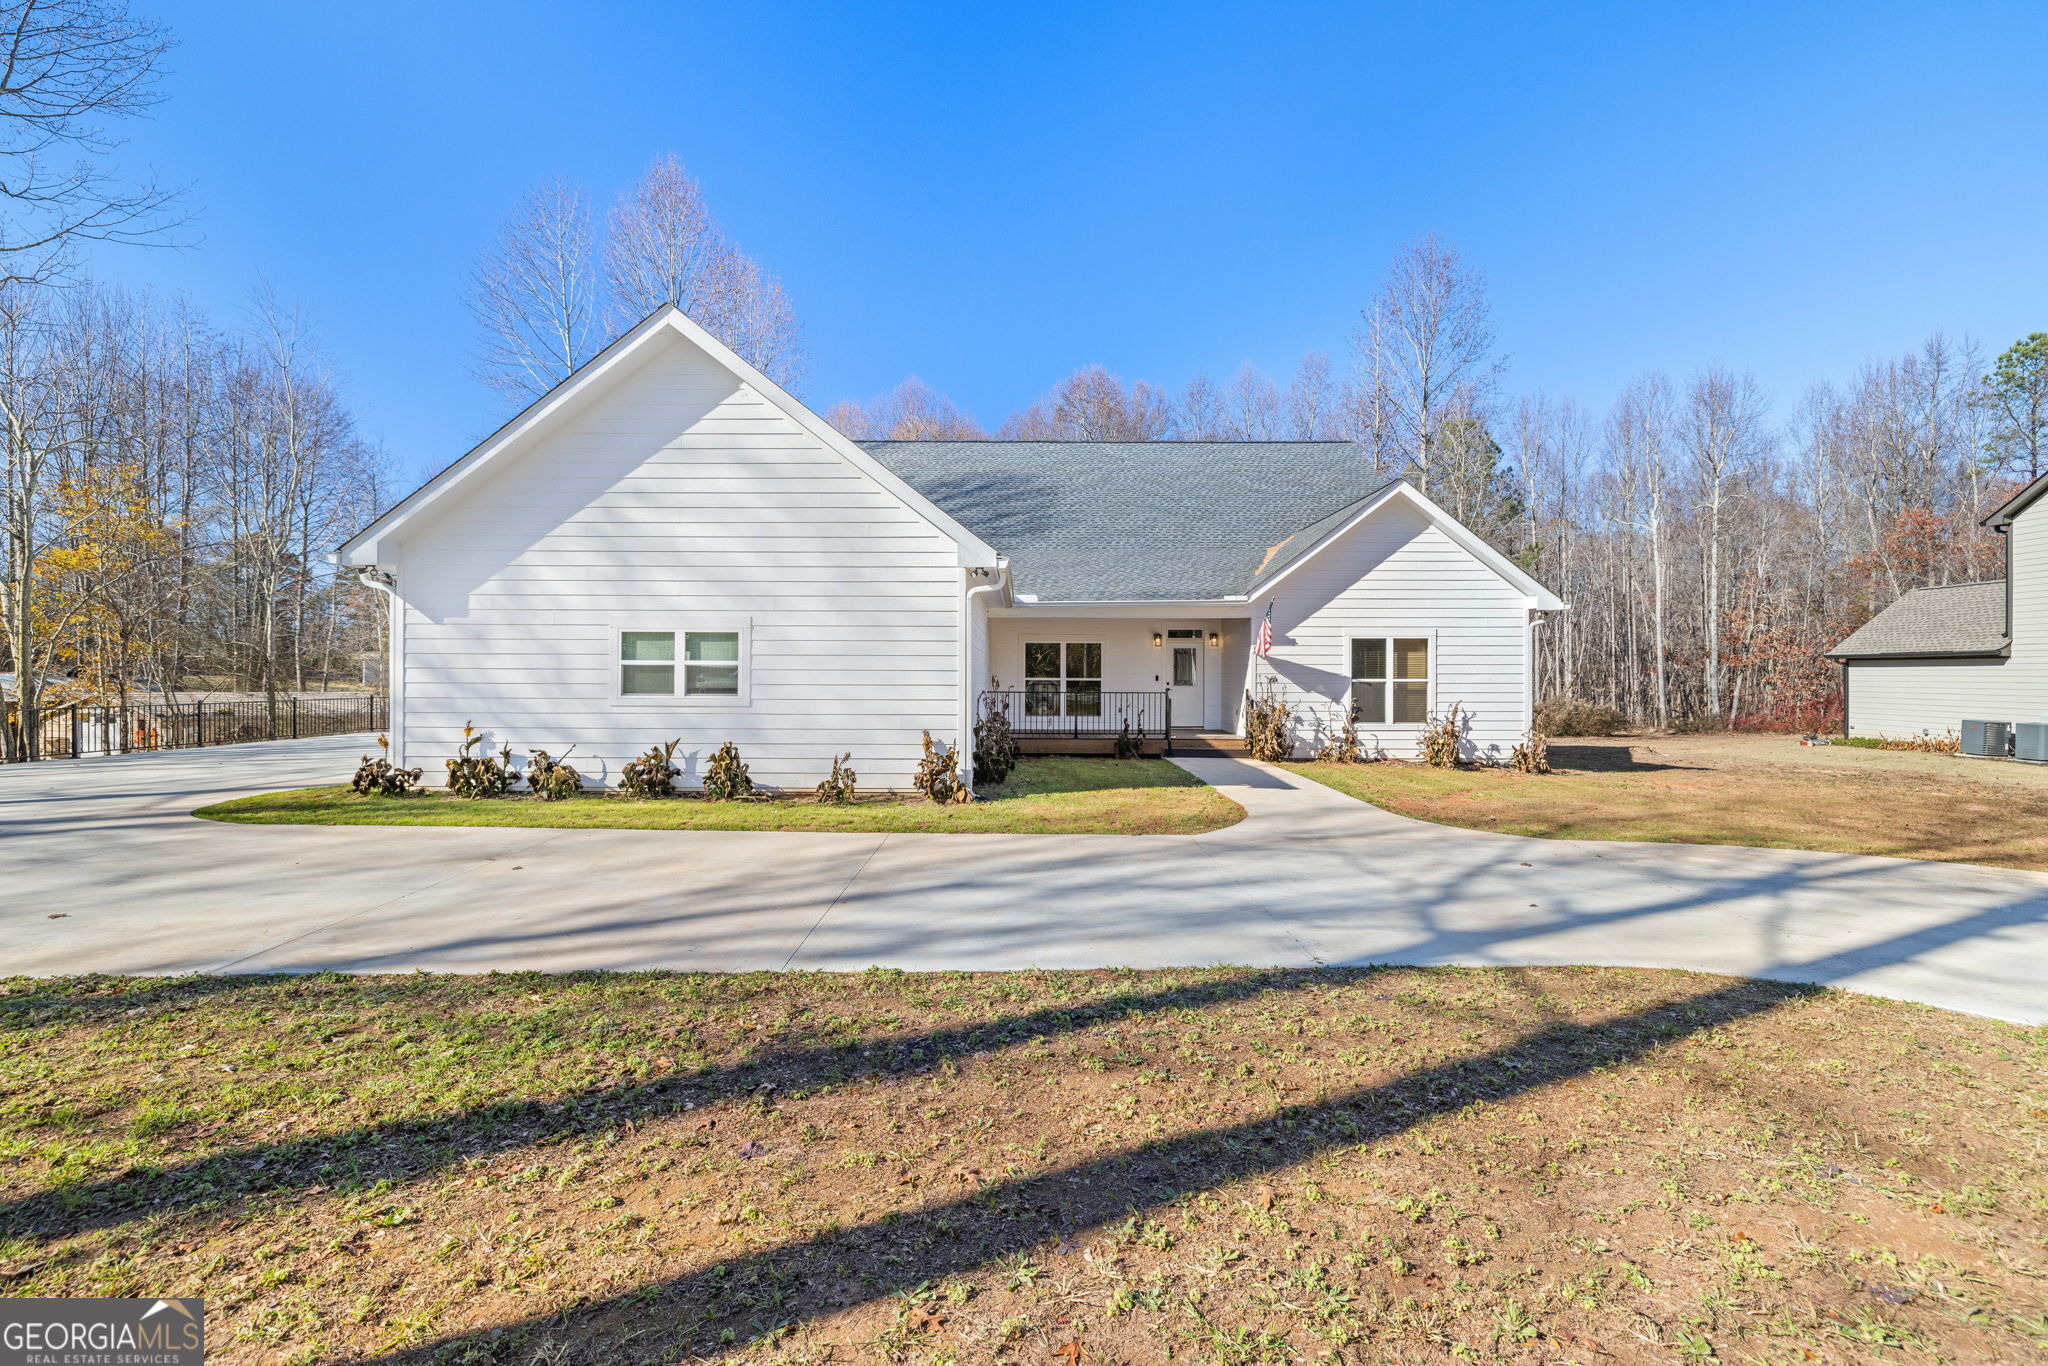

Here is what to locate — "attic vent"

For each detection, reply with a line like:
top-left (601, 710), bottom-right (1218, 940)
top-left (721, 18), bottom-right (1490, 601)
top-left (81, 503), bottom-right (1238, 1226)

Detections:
top-left (1961, 720), bottom-right (2013, 758)
top-left (2016, 723), bottom-right (2048, 763)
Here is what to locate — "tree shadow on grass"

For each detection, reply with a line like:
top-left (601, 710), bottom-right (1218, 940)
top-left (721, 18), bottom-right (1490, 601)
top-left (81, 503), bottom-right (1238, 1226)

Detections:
top-left (379, 974), bottom-right (1820, 1363)
top-left (0, 967), bottom-right (1342, 1245)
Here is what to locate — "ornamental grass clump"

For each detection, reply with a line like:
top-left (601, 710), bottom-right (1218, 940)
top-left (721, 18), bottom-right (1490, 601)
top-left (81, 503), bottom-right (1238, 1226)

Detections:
top-left (703, 741), bottom-right (754, 801)
top-left (445, 723), bottom-right (516, 798)
top-left (619, 739), bottom-right (682, 798)
top-left (523, 747), bottom-right (584, 800)
top-left (914, 730), bottom-right (969, 805)
top-left (1243, 688), bottom-right (1294, 762)
top-left (973, 697), bottom-right (1019, 785)
top-left (1421, 702), bottom-right (1465, 769)
top-left (351, 735), bottom-right (422, 796)
top-left (814, 752), bottom-right (857, 804)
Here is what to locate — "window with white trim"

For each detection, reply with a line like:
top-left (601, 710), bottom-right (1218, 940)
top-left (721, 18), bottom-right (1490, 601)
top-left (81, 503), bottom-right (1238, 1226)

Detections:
top-left (1350, 637), bottom-right (1430, 724)
top-left (619, 629), bottom-right (743, 698)
top-left (1024, 641), bottom-right (1102, 717)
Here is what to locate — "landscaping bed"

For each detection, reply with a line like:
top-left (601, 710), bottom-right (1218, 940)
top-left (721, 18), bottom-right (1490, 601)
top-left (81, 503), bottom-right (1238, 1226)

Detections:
top-left (1287, 733), bottom-right (2048, 870)
top-left (0, 966), bottom-right (2041, 1364)
top-left (194, 757), bottom-right (1243, 836)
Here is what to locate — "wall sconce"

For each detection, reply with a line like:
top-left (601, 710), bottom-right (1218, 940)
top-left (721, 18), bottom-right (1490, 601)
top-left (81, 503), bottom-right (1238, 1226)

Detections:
top-left (1151, 631), bottom-right (1163, 647)
top-left (1207, 632), bottom-right (1221, 648)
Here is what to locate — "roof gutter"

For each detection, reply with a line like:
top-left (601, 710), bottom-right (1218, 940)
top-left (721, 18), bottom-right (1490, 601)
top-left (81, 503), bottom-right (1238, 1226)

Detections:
top-left (1826, 644), bottom-right (2010, 662)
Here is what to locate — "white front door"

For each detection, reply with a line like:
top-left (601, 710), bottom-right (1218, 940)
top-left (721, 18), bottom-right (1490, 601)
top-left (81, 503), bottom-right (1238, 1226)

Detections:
top-left (1167, 638), bottom-right (1202, 729)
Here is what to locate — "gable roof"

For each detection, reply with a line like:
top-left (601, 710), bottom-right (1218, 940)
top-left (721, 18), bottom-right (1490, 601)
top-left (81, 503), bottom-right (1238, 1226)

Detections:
top-left (1985, 472), bottom-right (2048, 527)
top-left (1827, 581), bottom-right (2009, 659)
top-left (863, 440), bottom-right (1563, 607)
top-left (336, 305), bottom-right (999, 568)
top-left (860, 440), bottom-right (1373, 601)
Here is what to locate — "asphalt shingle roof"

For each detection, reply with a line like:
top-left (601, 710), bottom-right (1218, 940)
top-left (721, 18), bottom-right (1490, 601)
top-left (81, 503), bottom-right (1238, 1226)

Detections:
top-left (860, 440), bottom-right (1388, 601)
top-left (1828, 581), bottom-right (2008, 658)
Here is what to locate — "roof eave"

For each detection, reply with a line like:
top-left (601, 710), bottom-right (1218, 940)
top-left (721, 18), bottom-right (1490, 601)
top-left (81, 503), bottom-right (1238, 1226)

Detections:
top-left (1828, 644), bottom-right (2011, 662)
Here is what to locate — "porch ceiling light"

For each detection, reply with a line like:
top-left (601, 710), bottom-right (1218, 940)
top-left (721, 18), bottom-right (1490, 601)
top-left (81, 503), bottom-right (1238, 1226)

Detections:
top-left (1151, 631), bottom-right (1163, 647)
top-left (1207, 632), bottom-right (1221, 648)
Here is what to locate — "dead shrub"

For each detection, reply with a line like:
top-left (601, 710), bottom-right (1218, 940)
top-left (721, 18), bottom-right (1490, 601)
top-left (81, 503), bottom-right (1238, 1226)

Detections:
top-left (619, 739), bottom-right (682, 798)
top-left (814, 752), bottom-right (858, 804)
top-left (1113, 721), bottom-right (1144, 760)
top-left (973, 695), bottom-right (1019, 786)
top-left (524, 747), bottom-right (583, 800)
top-left (1509, 727), bottom-right (1551, 774)
top-left (351, 735), bottom-right (422, 796)
top-left (1243, 687), bottom-right (1294, 762)
top-left (1314, 712), bottom-right (1365, 763)
top-left (914, 730), bottom-right (969, 804)
top-left (703, 741), bottom-right (755, 801)
top-left (1879, 732), bottom-right (1961, 754)
top-left (1421, 703), bottom-right (1465, 768)
top-left (445, 722), bottom-right (516, 798)
top-left (1533, 696), bottom-right (1630, 737)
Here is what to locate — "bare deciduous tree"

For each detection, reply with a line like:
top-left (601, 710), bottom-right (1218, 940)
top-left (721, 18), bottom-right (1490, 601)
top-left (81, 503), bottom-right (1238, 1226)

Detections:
top-left (1351, 232), bottom-right (1505, 491)
top-left (825, 376), bottom-right (984, 439)
top-left (0, 0), bottom-right (179, 283)
top-left (465, 177), bottom-right (597, 405)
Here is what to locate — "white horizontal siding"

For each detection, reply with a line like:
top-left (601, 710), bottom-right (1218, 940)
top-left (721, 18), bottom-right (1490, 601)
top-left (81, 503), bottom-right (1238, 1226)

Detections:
top-left (1845, 513), bottom-right (2048, 738)
top-left (1260, 500), bottom-right (1532, 761)
top-left (391, 331), bottom-right (964, 790)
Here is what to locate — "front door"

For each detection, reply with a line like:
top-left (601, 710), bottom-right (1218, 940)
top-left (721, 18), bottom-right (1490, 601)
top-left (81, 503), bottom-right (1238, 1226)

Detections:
top-left (1167, 638), bottom-right (1202, 729)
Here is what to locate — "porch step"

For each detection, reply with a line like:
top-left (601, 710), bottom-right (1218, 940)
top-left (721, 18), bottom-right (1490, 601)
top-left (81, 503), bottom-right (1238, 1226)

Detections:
top-left (1172, 732), bottom-right (1251, 758)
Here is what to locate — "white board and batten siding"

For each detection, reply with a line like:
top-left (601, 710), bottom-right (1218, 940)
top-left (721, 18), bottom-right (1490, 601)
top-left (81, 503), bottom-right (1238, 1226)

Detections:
top-left (388, 332), bottom-right (968, 790)
top-left (1259, 499), bottom-right (1536, 761)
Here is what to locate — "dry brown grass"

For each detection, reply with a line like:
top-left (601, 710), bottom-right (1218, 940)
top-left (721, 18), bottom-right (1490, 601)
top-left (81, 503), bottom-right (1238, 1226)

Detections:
top-left (2, 966), bottom-right (2044, 1364)
top-left (1290, 734), bottom-right (2048, 870)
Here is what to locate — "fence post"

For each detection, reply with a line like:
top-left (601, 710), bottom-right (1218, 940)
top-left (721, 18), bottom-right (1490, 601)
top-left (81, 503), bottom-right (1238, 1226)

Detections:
top-left (69, 705), bottom-right (81, 760)
top-left (193, 702), bottom-right (204, 749)
top-left (291, 697), bottom-right (300, 740)
top-left (1164, 693), bottom-right (1173, 757)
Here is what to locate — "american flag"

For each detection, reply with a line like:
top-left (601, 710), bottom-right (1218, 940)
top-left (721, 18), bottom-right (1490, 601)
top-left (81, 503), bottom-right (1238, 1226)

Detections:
top-left (1253, 602), bottom-right (1273, 657)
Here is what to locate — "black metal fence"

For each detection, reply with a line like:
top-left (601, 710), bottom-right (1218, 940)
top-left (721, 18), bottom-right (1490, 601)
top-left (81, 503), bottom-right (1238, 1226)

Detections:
top-left (981, 689), bottom-right (1173, 751)
top-left (4, 693), bottom-right (388, 762)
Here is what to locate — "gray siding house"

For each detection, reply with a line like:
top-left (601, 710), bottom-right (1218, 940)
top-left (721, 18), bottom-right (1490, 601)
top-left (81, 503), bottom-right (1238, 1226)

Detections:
top-left (1828, 475), bottom-right (2048, 737)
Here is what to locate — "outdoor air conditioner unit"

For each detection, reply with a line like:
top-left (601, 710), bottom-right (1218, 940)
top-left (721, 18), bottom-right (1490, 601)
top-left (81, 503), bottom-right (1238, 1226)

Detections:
top-left (1961, 719), bottom-right (2012, 758)
top-left (2015, 723), bottom-right (2048, 763)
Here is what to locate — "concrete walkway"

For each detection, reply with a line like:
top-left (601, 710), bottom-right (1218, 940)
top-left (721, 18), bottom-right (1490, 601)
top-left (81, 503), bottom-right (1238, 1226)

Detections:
top-left (3, 734), bottom-right (2045, 1024)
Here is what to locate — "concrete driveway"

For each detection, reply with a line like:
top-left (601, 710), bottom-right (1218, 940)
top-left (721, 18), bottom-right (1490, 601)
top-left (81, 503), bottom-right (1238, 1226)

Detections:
top-left (3, 734), bottom-right (2046, 1024)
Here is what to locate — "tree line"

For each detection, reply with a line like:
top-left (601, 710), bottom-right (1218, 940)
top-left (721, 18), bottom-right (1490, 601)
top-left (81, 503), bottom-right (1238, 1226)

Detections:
top-left (0, 0), bottom-right (390, 758)
top-left (0, 279), bottom-right (388, 757)
top-left (828, 235), bottom-right (2047, 732)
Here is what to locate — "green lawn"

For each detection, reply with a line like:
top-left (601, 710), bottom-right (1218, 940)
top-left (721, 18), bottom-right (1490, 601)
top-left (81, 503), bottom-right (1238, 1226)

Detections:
top-left (2, 967), bottom-right (2041, 1365)
top-left (194, 756), bottom-right (1243, 835)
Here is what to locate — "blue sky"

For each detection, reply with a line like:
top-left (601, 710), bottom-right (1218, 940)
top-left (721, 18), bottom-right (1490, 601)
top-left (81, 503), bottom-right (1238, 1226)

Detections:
top-left (88, 2), bottom-right (2048, 481)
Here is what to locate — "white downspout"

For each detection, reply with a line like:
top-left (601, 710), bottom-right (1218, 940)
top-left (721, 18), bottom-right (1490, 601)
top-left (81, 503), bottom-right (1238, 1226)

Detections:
top-left (960, 562), bottom-right (1010, 792)
top-left (354, 567), bottom-right (403, 765)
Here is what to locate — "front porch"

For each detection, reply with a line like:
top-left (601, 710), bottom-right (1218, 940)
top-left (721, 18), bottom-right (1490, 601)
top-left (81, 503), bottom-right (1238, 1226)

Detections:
top-left (980, 611), bottom-right (1254, 756)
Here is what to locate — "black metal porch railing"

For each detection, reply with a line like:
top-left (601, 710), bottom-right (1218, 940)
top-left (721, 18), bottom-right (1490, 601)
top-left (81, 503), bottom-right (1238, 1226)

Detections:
top-left (980, 689), bottom-right (1173, 754)
top-left (4, 693), bottom-right (388, 763)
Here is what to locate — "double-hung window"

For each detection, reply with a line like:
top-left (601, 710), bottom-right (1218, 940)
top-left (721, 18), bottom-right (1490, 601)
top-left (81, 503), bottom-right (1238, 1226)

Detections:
top-left (1349, 636), bottom-right (1430, 724)
top-left (618, 628), bottom-right (744, 699)
top-left (1024, 641), bottom-right (1102, 717)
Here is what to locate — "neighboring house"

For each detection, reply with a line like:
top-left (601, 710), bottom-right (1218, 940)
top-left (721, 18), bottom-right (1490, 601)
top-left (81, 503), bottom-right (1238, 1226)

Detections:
top-left (337, 307), bottom-right (1564, 790)
top-left (1826, 476), bottom-right (2048, 738)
